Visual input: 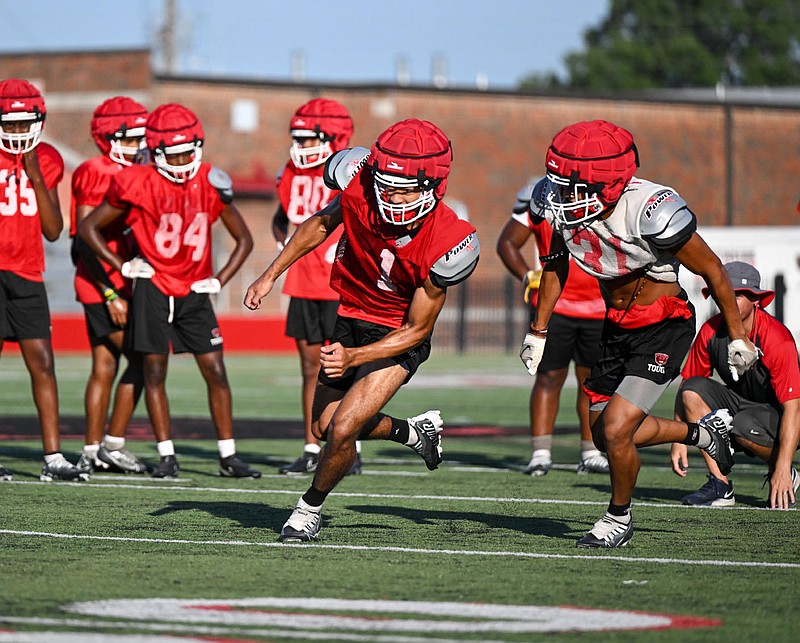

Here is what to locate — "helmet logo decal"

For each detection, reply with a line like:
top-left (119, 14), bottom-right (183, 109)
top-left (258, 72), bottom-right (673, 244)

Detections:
top-left (10, 101), bottom-right (26, 109)
top-left (387, 161), bottom-right (405, 171)
top-left (172, 134), bottom-right (187, 142)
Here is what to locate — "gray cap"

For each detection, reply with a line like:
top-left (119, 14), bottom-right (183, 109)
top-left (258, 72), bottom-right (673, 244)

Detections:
top-left (703, 261), bottom-right (774, 306)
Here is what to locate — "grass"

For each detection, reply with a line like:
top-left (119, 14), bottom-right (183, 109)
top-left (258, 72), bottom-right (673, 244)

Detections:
top-left (0, 351), bottom-right (797, 642)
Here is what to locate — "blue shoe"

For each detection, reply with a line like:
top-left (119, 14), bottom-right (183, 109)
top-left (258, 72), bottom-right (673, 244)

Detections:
top-left (682, 474), bottom-right (735, 507)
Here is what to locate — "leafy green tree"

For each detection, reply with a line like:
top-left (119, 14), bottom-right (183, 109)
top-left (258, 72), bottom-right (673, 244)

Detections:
top-left (519, 0), bottom-right (800, 90)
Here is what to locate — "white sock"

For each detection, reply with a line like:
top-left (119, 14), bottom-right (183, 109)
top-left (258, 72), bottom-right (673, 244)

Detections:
top-left (355, 440), bottom-right (362, 454)
top-left (82, 444), bottom-right (100, 457)
top-left (157, 440), bottom-right (175, 457)
top-left (103, 435), bottom-right (125, 451)
top-left (217, 438), bottom-right (236, 459)
top-left (696, 429), bottom-right (712, 449)
top-left (532, 449), bottom-right (551, 461)
top-left (304, 443), bottom-right (321, 455)
top-left (43, 453), bottom-right (65, 464)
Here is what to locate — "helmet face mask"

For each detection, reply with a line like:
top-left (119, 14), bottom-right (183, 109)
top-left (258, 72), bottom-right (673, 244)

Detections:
top-left (369, 118), bottom-right (451, 227)
top-left (544, 119), bottom-right (639, 228)
top-left (0, 78), bottom-right (47, 155)
top-left (288, 98), bottom-right (353, 169)
top-left (146, 103), bottom-right (204, 183)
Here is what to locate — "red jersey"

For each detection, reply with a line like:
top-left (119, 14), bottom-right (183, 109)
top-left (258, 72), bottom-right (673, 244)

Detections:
top-left (0, 143), bottom-right (64, 281)
top-left (682, 307), bottom-right (800, 408)
top-left (523, 213), bottom-right (605, 320)
top-left (106, 163), bottom-right (224, 297)
top-left (332, 167), bottom-right (476, 328)
top-left (277, 162), bottom-right (342, 300)
top-left (71, 156), bottom-right (133, 304)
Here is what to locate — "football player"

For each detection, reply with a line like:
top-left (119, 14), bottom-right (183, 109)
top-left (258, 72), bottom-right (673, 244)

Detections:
top-left (245, 118), bottom-right (481, 542)
top-left (0, 78), bottom-right (87, 481)
top-left (497, 181), bottom-right (608, 477)
top-left (71, 96), bottom-right (150, 476)
top-left (522, 119), bottom-right (759, 547)
top-left (272, 98), bottom-right (363, 476)
top-left (79, 103), bottom-right (261, 479)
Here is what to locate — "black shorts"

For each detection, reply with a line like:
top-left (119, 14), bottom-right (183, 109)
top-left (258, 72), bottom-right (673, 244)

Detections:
top-left (535, 312), bottom-right (603, 373)
top-left (83, 302), bottom-right (125, 346)
top-left (0, 270), bottom-right (51, 341)
top-left (285, 298), bottom-right (338, 344)
top-left (680, 376), bottom-right (783, 451)
top-left (130, 278), bottom-right (223, 355)
top-left (585, 307), bottom-right (696, 402)
top-left (318, 316), bottom-right (431, 391)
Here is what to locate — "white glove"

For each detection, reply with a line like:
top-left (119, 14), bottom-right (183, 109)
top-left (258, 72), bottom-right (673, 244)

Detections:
top-left (190, 278), bottom-right (221, 294)
top-left (727, 338), bottom-right (761, 382)
top-left (520, 332), bottom-right (547, 376)
top-left (121, 258), bottom-right (154, 279)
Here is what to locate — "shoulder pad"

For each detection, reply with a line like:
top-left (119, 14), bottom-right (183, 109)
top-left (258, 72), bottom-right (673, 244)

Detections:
top-left (528, 178), bottom-right (548, 224)
top-left (208, 166), bottom-right (233, 204)
top-left (324, 147), bottom-right (370, 190)
top-left (275, 165), bottom-right (286, 186)
top-left (513, 184), bottom-right (534, 215)
top-left (430, 232), bottom-right (481, 288)
top-left (640, 189), bottom-right (696, 250)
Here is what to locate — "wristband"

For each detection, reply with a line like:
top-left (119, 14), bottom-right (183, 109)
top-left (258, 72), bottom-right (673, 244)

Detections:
top-left (529, 324), bottom-right (548, 337)
top-left (103, 288), bottom-right (119, 303)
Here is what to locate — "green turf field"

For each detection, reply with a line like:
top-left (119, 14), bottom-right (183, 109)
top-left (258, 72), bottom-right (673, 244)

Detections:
top-left (0, 351), bottom-right (797, 642)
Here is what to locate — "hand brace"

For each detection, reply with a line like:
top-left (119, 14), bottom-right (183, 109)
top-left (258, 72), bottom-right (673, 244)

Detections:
top-left (190, 278), bottom-right (221, 294)
top-left (727, 338), bottom-right (761, 382)
top-left (520, 332), bottom-right (547, 376)
top-left (523, 268), bottom-right (542, 304)
top-left (120, 258), bottom-right (154, 279)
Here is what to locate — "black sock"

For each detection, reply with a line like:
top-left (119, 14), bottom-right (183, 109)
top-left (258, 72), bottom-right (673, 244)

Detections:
top-left (302, 485), bottom-right (329, 508)
top-left (388, 417), bottom-right (410, 444)
top-left (607, 502), bottom-right (631, 518)
top-left (683, 422), bottom-right (700, 445)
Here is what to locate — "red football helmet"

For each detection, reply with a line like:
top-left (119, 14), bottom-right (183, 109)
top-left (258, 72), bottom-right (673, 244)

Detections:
top-left (146, 103), bottom-right (204, 183)
top-left (0, 78), bottom-right (46, 154)
top-left (289, 98), bottom-right (354, 169)
top-left (91, 96), bottom-right (148, 166)
top-left (370, 118), bottom-right (452, 225)
top-left (544, 119), bottom-right (639, 227)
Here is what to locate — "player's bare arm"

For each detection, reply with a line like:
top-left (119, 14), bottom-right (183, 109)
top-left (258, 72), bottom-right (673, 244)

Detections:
top-left (320, 277), bottom-right (447, 378)
top-left (78, 201), bottom-right (128, 273)
top-left (532, 229), bottom-right (568, 332)
top-left (214, 204), bottom-right (253, 287)
top-left (496, 218), bottom-right (532, 281)
top-left (244, 196), bottom-right (343, 309)
top-left (23, 149), bottom-right (62, 240)
top-left (771, 397), bottom-right (800, 509)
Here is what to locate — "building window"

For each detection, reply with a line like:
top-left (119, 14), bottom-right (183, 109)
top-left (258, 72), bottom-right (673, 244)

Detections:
top-left (231, 99), bottom-right (258, 133)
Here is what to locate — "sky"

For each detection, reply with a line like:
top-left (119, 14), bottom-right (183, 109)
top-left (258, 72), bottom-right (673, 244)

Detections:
top-left (0, 0), bottom-right (609, 91)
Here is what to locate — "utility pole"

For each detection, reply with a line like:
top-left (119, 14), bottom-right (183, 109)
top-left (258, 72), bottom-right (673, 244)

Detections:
top-left (158, 0), bottom-right (178, 74)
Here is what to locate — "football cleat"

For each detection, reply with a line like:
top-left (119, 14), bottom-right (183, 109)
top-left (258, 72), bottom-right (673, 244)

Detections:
top-left (279, 451), bottom-right (319, 475)
top-left (698, 409), bottom-right (735, 475)
top-left (98, 446), bottom-right (148, 474)
top-left (408, 410), bottom-right (444, 471)
top-left (681, 474), bottom-right (735, 507)
top-left (576, 512), bottom-right (633, 548)
top-left (40, 457), bottom-right (90, 482)
top-left (279, 503), bottom-right (321, 542)
top-left (524, 452), bottom-right (552, 476)
top-left (151, 455), bottom-right (179, 479)
top-left (577, 451), bottom-right (610, 475)
top-left (76, 451), bottom-right (106, 474)
top-left (0, 464), bottom-right (12, 481)
top-left (346, 453), bottom-right (363, 476)
top-left (791, 467), bottom-right (799, 509)
top-left (219, 455), bottom-right (262, 479)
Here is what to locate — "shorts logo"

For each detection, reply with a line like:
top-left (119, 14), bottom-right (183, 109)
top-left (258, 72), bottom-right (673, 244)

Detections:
top-left (648, 352), bottom-right (669, 373)
top-left (210, 327), bottom-right (223, 346)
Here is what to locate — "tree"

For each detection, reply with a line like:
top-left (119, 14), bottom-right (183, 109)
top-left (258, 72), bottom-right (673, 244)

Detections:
top-left (519, 0), bottom-right (800, 91)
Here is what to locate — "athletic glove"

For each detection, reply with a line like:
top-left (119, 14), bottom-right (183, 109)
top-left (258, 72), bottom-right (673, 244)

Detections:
top-left (121, 258), bottom-right (154, 279)
top-left (727, 338), bottom-right (761, 382)
top-left (190, 278), bottom-right (221, 294)
top-left (522, 268), bottom-right (542, 304)
top-left (519, 332), bottom-right (547, 376)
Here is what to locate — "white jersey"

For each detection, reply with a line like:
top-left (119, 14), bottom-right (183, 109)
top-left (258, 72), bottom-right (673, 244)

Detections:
top-left (550, 178), bottom-right (697, 282)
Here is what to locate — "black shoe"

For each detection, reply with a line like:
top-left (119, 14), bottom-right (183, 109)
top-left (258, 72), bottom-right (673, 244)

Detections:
top-left (219, 455), bottom-right (262, 478)
top-left (682, 474), bottom-right (735, 506)
top-left (346, 453), bottom-right (363, 476)
top-left (408, 410), bottom-right (444, 471)
top-left (279, 451), bottom-right (319, 475)
top-left (698, 409), bottom-right (734, 475)
top-left (98, 445), bottom-right (148, 474)
top-left (0, 464), bottom-right (13, 481)
top-left (152, 455), bottom-right (179, 478)
top-left (576, 512), bottom-right (633, 548)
